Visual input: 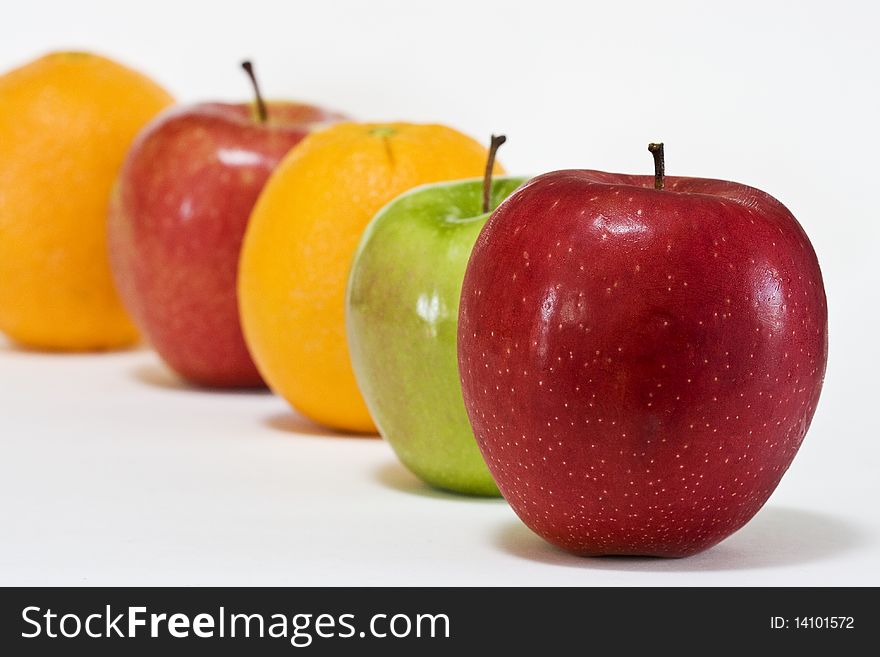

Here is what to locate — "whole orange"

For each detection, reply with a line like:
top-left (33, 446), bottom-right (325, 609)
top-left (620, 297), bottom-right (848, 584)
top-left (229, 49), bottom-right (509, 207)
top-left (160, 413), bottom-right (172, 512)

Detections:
top-left (239, 122), bottom-right (502, 433)
top-left (0, 52), bottom-right (174, 350)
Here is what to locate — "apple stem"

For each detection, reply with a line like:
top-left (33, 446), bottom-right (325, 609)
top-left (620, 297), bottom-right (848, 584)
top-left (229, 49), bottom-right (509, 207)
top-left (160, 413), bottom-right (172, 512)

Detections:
top-left (482, 134), bottom-right (507, 214)
top-left (648, 142), bottom-right (665, 190)
top-left (241, 61), bottom-right (268, 123)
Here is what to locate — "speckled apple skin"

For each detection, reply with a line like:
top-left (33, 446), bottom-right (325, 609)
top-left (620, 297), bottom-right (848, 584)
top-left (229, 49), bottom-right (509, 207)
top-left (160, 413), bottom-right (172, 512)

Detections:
top-left (347, 177), bottom-right (527, 495)
top-left (109, 103), bottom-right (344, 387)
top-left (458, 170), bottom-right (827, 556)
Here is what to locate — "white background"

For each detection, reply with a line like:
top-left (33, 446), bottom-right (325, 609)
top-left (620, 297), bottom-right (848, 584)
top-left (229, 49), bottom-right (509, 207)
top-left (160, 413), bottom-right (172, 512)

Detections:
top-left (1, 0), bottom-right (878, 585)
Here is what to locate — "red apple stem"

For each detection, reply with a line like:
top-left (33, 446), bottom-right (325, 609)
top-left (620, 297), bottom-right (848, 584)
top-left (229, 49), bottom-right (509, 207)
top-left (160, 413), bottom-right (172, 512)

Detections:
top-left (241, 60), bottom-right (268, 123)
top-left (482, 134), bottom-right (507, 214)
top-left (648, 142), bottom-right (665, 190)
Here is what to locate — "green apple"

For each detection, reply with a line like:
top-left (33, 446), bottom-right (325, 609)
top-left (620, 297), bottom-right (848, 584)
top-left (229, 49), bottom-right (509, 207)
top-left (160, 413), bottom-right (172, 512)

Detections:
top-left (347, 171), bottom-right (528, 496)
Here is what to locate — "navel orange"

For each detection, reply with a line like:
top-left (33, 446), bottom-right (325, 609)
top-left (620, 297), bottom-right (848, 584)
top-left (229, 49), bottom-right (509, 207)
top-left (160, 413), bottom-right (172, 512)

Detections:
top-left (0, 52), bottom-right (174, 350)
top-left (239, 122), bottom-right (502, 432)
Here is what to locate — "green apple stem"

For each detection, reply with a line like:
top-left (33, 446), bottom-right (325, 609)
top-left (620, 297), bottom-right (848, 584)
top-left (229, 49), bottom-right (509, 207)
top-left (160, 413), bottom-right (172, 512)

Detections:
top-left (241, 60), bottom-right (268, 123)
top-left (648, 142), bottom-right (665, 190)
top-left (482, 134), bottom-right (507, 214)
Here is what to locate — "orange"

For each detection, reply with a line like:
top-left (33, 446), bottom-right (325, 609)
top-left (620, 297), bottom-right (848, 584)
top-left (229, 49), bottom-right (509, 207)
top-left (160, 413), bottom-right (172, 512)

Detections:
top-left (0, 52), bottom-right (174, 350)
top-left (239, 122), bottom-right (502, 433)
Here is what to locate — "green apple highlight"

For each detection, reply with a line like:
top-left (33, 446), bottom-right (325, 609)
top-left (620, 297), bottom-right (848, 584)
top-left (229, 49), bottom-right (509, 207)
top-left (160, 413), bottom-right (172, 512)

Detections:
top-left (346, 174), bottom-right (527, 495)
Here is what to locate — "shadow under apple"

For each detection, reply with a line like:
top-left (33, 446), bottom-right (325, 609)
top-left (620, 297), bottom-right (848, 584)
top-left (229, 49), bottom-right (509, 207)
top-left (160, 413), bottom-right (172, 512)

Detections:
top-left (494, 506), bottom-right (867, 572)
top-left (132, 363), bottom-right (269, 396)
top-left (374, 461), bottom-right (506, 503)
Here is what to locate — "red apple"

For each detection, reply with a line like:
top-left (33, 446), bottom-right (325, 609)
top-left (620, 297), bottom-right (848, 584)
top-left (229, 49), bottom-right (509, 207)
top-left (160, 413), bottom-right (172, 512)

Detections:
top-left (458, 145), bottom-right (827, 557)
top-left (109, 63), bottom-right (345, 387)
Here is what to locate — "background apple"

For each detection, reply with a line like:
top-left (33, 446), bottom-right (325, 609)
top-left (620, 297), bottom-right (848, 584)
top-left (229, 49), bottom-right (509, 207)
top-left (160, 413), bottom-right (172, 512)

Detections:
top-left (458, 146), bottom-right (827, 556)
top-left (109, 62), bottom-right (345, 387)
top-left (347, 137), bottom-right (524, 495)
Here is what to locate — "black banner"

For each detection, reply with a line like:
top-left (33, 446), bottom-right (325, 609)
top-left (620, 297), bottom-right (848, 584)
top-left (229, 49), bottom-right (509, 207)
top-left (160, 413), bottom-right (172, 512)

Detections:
top-left (0, 587), bottom-right (872, 653)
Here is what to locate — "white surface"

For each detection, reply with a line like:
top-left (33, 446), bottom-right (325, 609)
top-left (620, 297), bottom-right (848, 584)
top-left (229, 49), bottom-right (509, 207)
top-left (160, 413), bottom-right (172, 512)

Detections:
top-left (0, 344), bottom-right (876, 586)
top-left (1, 0), bottom-right (878, 585)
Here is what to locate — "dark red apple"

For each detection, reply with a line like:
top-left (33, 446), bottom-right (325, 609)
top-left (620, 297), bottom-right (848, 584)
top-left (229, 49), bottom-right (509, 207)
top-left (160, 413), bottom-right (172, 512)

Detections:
top-left (458, 145), bottom-right (827, 557)
top-left (109, 62), bottom-right (345, 387)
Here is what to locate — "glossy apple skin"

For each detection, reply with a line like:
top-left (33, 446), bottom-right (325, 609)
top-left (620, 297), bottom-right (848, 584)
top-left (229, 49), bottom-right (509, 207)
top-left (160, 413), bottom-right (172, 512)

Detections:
top-left (458, 170), bottom-right (827, 556)
top-left (109, 102), bottom-right (344, 387)
top-left (347, 177), bottom-right (528, 495)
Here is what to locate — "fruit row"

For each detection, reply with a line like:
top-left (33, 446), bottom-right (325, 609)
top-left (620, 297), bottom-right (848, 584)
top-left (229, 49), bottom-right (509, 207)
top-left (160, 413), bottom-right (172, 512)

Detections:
top-left (0, 52), bottom-right (827, 557)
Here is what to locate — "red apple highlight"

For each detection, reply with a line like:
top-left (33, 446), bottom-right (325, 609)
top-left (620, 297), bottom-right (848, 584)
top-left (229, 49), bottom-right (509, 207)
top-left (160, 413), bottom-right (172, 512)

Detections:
top-left (458, 148), bottom-right (827, 557)
top-left (109, 63), bottom-right (344, 387)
